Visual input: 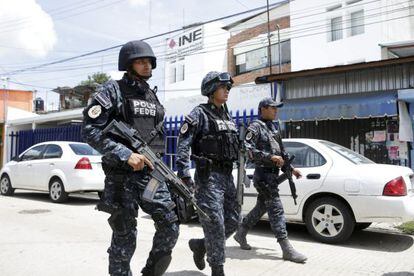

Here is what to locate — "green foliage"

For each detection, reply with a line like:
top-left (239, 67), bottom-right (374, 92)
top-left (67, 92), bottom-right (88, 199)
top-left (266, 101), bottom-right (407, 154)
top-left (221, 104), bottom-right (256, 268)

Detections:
top-left (79, 72), bottom-right (110, 86)
top-left (396, 221), bottom-right (414, 235)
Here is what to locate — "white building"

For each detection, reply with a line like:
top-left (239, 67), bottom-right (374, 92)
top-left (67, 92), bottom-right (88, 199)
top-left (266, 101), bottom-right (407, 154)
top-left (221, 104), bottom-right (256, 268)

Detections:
top-left (290, 0), bottom-right (414, 71)
top-left (162, 22), bottom-right (229, 116)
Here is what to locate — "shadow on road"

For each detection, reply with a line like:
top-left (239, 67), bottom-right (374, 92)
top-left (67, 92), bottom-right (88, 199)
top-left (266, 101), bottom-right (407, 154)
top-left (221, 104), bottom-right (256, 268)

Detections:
top-left (165, 271), bottom-right (207, 276)
top-left (226, 245), bottom-right (283, 261)
top-left (249, 221), bottom-right (414, 253)
top-left (8, 191), bottom-right (99, 206)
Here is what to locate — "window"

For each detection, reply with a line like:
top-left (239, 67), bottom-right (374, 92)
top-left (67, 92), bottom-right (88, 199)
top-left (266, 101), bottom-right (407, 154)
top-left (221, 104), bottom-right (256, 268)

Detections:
top-left (235, 40), bottom-right (291, 75)
top-left (176, 64), bottom-right (185, 82)
top-left (284, 142), bottom-right (326, 168)
top-left (169, 67), bottom-right (176, 84)
top-left (330, 16), bottom-right (343, 41)
top-left (20, 145), bottom-right (46, 161)
top-left (69, 143), bottom-right (101, 156)
top-left (271, 40), bottom-right (291, 66)
top-left (43, 144), bottom-right (63, 159)
top-left (350, 10), bottom-right (364, 36)
top-left (320, 141), bottom-right (374, 164)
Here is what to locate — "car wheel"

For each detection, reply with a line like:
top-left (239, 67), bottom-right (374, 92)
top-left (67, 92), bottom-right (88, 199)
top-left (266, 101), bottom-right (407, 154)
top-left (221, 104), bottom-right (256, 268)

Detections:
top-left (305, 197), bottom-right (355, 244)
top-left (355, 222), bottom-right (372, 231)
top-left (0, 174), bottom-right (14, 196)
top-left (49, 178), bottom-right (68, 203)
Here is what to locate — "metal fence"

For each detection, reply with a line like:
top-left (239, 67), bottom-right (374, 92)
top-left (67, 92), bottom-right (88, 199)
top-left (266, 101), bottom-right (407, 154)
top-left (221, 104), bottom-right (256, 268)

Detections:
top-left (8, 109), bottom-right (259, 170)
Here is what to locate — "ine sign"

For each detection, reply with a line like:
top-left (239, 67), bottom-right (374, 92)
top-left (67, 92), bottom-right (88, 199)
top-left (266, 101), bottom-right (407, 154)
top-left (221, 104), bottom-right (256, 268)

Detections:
top-left (166, 27), bottom-right (204, 61)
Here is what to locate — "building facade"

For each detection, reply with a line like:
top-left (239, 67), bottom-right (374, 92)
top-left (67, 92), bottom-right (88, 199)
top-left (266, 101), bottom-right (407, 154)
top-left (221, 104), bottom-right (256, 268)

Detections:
top-left (256, 56), bottom-right (414, 169)
top-left (290, 0), bottom-right (414, 71)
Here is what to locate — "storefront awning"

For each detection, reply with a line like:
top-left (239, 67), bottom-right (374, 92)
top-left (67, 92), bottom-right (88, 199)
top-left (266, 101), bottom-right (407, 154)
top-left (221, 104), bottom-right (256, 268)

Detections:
top-left (279, 92), bottom-right (398, 121)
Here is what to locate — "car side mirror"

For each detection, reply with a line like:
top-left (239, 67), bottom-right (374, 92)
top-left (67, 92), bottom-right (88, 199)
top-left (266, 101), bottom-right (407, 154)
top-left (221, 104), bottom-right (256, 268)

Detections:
top-left (11, 156), bottom-right (20, 162)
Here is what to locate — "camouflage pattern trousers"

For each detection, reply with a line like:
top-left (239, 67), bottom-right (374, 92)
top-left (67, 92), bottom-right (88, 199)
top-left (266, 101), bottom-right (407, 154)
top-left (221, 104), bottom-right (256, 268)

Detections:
top-left (194, 170), bottom-right (240, 266)
top-left (241, 169), bottom-right (288, 240)
top-left (102, 169), bottom-right (179, 275)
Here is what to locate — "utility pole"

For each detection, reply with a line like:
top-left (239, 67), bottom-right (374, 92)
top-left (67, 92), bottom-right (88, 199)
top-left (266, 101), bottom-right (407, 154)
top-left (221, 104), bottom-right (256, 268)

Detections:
top-left (1, 77), bottom-right (10, 124)
top-left (266, 0), bottom-right (274, 98)
top-left (276, 24), bottom-right (281, 73)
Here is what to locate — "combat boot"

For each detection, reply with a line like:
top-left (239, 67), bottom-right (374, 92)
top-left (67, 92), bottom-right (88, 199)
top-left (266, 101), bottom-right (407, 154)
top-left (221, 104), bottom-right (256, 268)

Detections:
top-left (141, 253), bottom-right (172, 276)
top-left (211, 265), bottom-right (225, 276)
top-left (188, 239), bottom-right (206, 270)
top-left (278, 239), bottom-right (307, 263)
top-left (233, 225), bottom-right (251, 250)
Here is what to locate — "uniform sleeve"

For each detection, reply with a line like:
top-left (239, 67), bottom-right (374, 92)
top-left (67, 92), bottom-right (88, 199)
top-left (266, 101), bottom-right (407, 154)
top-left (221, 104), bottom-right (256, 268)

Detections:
top-left (244, 123), bottom-right (273, 163)
top-left (176, 107), bottom-right (203, 178)
top-left (82, 81), bottom-right (133, 167)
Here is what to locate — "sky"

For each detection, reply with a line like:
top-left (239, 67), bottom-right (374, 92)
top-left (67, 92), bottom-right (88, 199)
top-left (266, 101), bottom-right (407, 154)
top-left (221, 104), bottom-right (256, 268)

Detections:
top-left (0, 0), bottom-right (283, 111)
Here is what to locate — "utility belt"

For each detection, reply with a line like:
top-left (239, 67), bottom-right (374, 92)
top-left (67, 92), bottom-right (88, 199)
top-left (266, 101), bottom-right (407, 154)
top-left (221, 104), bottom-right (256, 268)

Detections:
top-left (210, 161), bottom-right (233, 174)
top-left (191, 155), bottom-right (233, 176)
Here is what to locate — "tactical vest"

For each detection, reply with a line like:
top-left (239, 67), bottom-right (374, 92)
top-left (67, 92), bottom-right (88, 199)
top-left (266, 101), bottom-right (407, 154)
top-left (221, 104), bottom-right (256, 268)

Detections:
top-left (193, 104), bottom-right (239, 162)
top-left (117, 80), bottom-right (165, 155)
top-left (253, 120), bottom-right (282, 166)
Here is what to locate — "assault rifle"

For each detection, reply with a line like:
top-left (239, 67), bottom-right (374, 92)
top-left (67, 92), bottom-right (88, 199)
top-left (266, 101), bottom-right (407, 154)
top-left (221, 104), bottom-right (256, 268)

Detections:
top-left (102, 119), bottom-right (212, 222)
top-left (275, 153), bottom-right (298, 205)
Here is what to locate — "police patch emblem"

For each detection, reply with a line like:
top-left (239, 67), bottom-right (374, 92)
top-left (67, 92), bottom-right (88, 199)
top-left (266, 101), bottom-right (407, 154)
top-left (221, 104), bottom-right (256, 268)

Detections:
top-left (88, 105), bottom-right (102, 119)
top-left (180, 123), bottom-right (189, 134)
top-left (245, 131), bottom-right (253, 141)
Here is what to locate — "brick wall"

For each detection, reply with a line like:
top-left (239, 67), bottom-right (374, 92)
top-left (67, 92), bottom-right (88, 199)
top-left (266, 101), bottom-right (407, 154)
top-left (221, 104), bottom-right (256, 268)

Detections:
top-left (227, 16), bottom-right (290, 84)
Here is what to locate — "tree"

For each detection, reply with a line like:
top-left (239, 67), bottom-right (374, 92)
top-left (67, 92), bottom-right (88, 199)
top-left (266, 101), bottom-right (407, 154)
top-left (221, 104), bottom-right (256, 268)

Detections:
top-left (79, 72), bottom-right (110, 86)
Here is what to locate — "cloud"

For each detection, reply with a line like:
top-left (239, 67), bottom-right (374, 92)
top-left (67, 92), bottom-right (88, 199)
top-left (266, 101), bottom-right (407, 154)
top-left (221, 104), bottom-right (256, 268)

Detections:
top-left (128, 0), bottom-right (149, 6)
top-left (0, 0), bottom-right (57, 58)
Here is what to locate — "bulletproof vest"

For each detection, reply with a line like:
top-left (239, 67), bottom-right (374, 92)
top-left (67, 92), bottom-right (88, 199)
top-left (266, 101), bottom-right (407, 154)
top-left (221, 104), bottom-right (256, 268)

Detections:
top-left (117, 80), bottom-right (165, 155)
top-left (254, 120), bottom-right (282, 166)
top-left (193, 104), bottom-right (239, 162)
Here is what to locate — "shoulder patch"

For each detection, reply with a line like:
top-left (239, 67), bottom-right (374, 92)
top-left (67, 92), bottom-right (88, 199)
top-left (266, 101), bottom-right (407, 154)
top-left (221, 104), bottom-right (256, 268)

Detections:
top-left (88, 105), bottom-right (102, 119)
top-left (180, 123), bottom-right (189, 134)
top-left (94, 90), bottom-right (112, 110)
top-left (245, 131), bottom-right (253, 141)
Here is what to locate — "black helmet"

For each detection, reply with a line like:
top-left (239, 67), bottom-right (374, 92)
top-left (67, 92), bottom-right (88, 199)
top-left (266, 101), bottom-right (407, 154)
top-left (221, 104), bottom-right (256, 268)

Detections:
top-left (118, 40), bottom-right (157, 71)
top-left (201, 71), bottom-right (233, 96)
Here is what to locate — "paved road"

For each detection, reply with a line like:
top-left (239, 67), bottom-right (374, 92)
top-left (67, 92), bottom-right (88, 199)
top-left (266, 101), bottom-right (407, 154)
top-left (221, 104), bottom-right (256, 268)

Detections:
top-left (1, 191), bottom-right (414, 276)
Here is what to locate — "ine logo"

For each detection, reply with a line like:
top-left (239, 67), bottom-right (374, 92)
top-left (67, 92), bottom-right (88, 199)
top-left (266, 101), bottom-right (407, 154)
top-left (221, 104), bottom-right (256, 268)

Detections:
top-left (168, 28), bottom-right (203, 49)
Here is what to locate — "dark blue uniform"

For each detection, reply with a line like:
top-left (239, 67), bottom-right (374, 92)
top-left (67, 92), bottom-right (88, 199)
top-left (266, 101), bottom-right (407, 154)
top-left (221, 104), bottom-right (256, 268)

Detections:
top-left (82, 75), bottom-right (179, 275)
top-left (176, 103), bottom-right (240, 267)
top-left (241, 119), bottom-right (288, 240)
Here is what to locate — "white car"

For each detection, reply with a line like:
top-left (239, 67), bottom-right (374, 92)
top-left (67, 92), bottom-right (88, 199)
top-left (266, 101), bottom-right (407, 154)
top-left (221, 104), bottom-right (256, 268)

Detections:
top-left (0, 141), bottom-right (105, 203)
top-left (183, 139), bottom-right (414, 244)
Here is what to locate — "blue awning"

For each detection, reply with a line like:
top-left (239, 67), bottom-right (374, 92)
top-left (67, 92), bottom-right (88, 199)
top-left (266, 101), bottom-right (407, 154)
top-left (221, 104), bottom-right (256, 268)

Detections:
top-left (279, 92), bottom-right (398, 121)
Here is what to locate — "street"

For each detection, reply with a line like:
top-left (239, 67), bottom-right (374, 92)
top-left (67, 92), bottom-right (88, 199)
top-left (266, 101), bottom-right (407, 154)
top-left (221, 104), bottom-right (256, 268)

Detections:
top-left (0, 191), bottom-right (414, 276)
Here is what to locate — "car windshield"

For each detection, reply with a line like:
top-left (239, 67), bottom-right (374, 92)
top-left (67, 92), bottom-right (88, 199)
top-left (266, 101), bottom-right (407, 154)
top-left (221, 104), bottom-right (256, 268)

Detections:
top-left (69, 143), bottom-right (101, 156)
top-left (320, 141), bottom-right (374, 165)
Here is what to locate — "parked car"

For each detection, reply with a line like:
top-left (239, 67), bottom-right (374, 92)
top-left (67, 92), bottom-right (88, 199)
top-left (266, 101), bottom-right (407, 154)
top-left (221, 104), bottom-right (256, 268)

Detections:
top-left (182, 139), bottom-right (414, 244)
top-left (0, 141), bottom-right (105, 203)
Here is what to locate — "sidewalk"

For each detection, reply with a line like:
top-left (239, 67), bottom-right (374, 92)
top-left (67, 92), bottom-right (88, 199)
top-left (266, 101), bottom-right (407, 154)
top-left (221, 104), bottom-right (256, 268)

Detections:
top-left (0, 192), bottom-right (413, 276)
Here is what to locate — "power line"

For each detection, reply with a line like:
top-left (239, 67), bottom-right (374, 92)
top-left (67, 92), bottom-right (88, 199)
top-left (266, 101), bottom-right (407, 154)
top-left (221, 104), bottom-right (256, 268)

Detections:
top-left (11, 2), bottom-right (411, 76)
top-left (6, 2), bottom-right (412, 87)
top-left (2, 1), bottom-right (287, 76)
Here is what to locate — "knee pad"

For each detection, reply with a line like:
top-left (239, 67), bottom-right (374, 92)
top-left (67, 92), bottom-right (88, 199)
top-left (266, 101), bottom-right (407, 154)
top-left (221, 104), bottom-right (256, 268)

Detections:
top-left (108, 209), bottom-right (136, 236)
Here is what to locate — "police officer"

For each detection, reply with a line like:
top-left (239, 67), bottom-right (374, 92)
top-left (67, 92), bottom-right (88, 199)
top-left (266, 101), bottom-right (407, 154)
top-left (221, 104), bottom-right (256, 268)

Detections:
top-left (82, 40), bottom-right (179, 276)
top-left (176, 71), bottom-right (240, 276)
top-left (233, 97), bottom-right (307, 263)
